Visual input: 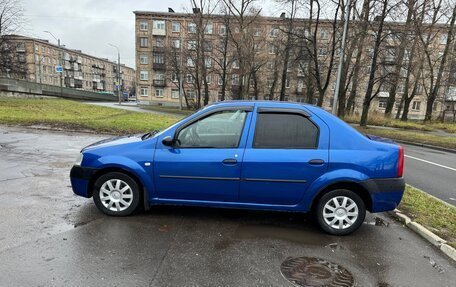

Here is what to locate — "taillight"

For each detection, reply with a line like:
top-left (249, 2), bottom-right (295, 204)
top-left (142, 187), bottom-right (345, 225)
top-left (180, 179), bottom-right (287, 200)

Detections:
top-left (397, 145), bottom-right (404, 177)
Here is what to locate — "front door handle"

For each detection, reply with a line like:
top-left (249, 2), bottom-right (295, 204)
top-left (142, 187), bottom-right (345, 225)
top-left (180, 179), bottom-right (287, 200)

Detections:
top-left (222, 158), bottom-right (237, 165)
top-left (308, 159), bottom-right (325, 165)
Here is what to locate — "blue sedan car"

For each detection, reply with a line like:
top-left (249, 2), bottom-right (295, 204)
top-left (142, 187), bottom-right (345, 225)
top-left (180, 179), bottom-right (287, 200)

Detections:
top-left (70, 101), bottom-right (405, 235)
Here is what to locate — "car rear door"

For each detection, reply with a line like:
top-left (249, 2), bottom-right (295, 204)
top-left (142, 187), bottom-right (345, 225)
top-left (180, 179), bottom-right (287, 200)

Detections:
top-left (153, 106), bottom-right (253, 202)
top-left (239, 105), bottom-right (329, 205)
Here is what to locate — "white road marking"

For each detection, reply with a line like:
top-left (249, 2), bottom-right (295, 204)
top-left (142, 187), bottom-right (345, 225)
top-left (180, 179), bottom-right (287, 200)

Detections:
top-left (405, 155), bottom-right (456, 172)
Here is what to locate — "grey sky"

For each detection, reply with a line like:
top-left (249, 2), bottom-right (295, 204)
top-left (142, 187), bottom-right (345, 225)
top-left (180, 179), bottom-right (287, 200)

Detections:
top-left (21, 0), bottom-right (279, 68)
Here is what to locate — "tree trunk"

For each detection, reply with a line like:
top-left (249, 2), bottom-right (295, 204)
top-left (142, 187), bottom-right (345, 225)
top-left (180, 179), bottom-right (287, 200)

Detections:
top-left (360, 0), bottom-right (388, 127)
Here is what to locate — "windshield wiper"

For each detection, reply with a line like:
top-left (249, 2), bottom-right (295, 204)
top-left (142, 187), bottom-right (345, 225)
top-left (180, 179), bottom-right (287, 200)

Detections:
top-left (141, 130), bottom-right (160, 140)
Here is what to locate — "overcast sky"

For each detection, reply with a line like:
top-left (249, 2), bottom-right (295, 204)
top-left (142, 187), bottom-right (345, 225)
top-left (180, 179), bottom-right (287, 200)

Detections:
top-left (21, 0), bottom-right (280, 68)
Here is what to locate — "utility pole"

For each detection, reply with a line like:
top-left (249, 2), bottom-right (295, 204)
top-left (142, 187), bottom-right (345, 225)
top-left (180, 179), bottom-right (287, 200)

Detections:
top-left (332, 0), bottom-right (352, 115)
top-left (179, 36), bottom-right (183, 110)
top-left (109, 44), bottom-right (122, 105)
top-left (44, 31), bottom-right (63, 98)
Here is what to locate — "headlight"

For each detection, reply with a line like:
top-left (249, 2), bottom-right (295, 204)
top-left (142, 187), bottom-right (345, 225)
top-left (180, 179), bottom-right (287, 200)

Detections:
top-left (74, 153), bottom-right (83, 166)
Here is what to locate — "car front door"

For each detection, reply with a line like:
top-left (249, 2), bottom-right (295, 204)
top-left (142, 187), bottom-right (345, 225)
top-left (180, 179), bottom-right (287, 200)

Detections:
top-left (154, 106), bottom-right (252, 202)
top-left (239, 106), bottom-right (329, 205)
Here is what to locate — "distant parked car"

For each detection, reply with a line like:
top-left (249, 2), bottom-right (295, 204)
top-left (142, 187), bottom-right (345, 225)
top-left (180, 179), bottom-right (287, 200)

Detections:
top-left (70, 101), bottom-right (405, 235)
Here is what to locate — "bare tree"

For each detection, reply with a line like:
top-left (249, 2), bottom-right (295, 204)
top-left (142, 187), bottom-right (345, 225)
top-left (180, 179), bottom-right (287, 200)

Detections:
top-left (424, 1), bottom-right (456, 121)
top-left (0, 0), bottom-right (26, 78)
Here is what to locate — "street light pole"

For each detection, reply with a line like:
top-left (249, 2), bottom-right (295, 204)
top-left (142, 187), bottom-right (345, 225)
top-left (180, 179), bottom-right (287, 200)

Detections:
top-left (109, 43), bottom-right (122, 105)
top-left (332, 0), bottom-right (352, 116)
top-left (44, 31), bottom-right (63, 97)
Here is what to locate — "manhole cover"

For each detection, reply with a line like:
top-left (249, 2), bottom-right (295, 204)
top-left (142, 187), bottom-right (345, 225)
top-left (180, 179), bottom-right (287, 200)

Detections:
top-left (280, 257), bottom-right (355, 287)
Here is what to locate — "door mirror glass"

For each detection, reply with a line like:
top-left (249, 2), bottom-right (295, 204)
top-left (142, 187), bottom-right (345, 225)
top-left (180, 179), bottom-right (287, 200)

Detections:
top-left (176, 110), bottom-right (247, 148)
top-left (162, 136), bottom-right (174, 146)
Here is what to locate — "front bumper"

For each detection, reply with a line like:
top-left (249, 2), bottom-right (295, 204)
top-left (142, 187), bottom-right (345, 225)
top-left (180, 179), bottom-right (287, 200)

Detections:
top-left (360, 178), bottom-right (405, 212)
top-left (70, 165), bottom-right (98, 198)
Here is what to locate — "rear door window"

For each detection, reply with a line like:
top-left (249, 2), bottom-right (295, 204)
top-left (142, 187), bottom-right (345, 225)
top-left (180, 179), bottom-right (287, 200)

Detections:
top-left (253, 112), bottom-right (318, 149)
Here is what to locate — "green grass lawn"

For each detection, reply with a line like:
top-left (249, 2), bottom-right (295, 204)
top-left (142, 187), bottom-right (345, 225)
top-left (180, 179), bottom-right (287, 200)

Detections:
top-left (345, 114), bottom-right (456, 133)
top-left (399, 185), bottom-right (456, 248)
top-left (0, 98), bottom-right (180, 134)
top-left (356, 126), bottom-right (456, 149)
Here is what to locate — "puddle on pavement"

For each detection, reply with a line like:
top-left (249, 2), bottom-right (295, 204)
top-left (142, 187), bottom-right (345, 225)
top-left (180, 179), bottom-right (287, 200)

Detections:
top-left (364, 217), bottom-right (389, 227)
top-left (280, 256), bottom-right (355, 287)
top-left (424, 256), bottom-right (445, 274)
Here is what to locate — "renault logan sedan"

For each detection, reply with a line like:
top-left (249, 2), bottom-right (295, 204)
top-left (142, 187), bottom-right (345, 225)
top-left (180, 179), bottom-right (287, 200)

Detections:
top-left (70, 101), bottom-right (405, 235)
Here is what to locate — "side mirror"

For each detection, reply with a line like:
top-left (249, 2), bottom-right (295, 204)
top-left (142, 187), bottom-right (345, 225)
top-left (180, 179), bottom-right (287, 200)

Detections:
top-left (162, 136), bottom-right (174, 147)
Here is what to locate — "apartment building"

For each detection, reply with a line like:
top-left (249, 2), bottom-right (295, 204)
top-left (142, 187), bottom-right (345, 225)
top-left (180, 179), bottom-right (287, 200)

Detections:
top-left (134, 10), bottom-right (454, 119)
top-left (7, 35), bottom-right (135, 95)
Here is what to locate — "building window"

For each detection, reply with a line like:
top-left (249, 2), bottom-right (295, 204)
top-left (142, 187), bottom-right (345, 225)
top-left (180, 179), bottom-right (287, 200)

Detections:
top-left (155, 37), bottom-right (164, 47)
top-left (153, 20), bottom-right (165, 30)
top-left (140, 54), bottom-right (148, 64)
top-left (270, 27), bottom-right (278, 37)
top-left (187, 58), bottom-right (195, 67)
top-left (188, 22), bottom-right (197, 33)
top-left (232, 74), bottom-right (239, 85)
top-left (285, 78), bottom-right (290, 88)
top-left (186, 74), bottom-right (195, 83)
top-left (268, 44), bottom-right (276, 54)
top-left (140, 87), bottom-right (148, 97)
top-left (378, 100), bottom-right (387, 109)
top-left (172, 22), bottom-right (181, 32)
top-left (205, 58), bottom-right (212, 68)
top-left (203, 40), bottom-right (212, 52)
top-left (206, 74), bottom-right (211, 84)
top-left (318, 47), bottom-right (328, 56)
top-left (232, 60), bottom-right (239, 69)
top-left (441, 33), bottom-right (448, 45)
top-left (171, 89), bottom-right (180, 99)
top-left (319, 29), bottom-right (328, 39)
top-left (140, 21), bottom-right (148, 31)
top-left (140, 37), bottom-right (149, 48)
top-left (153, 53), bottom-right (165, 64)
top-left (140, 71), bottom-right (148, 81)
top-left (188, 40), bottom-right (197, 50)
top-left (172, 73), bottom-right (179, 82)
top-left (412, 101), bottom-right (421, 111)
top-left (254, 27), bottom-right (261, 36)
top-left (155, 88), bottom-right (164, 97)
top-left (218, 76), bottom-right (223, 86)
top-left (204, 23), bottom-right (213, 34)
top-left (219, 24), bottom-right (226, 35)
top-left (171, 39), bottom-right (181, 48)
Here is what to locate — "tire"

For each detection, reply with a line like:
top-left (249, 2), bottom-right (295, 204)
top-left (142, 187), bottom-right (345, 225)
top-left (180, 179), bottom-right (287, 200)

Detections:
top-left (316, 189), bottom-right (366, 235)
top-left (93, 172), bottom-right (141, 216)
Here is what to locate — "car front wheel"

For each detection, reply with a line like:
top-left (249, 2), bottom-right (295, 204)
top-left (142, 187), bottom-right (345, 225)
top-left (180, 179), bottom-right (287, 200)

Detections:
top-left (316, 189), bottom-right (366, 235)
top-left (93, 172), bottom-right (140, 216)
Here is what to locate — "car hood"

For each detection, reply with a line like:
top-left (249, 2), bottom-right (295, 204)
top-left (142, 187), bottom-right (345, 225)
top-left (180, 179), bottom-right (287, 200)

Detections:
top-left (81, 134), bottom-right (145, 152)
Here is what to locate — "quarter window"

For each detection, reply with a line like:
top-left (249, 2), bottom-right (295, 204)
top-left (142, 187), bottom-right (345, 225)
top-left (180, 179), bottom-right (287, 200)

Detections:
top-left (176, 110), bottom-right (247, 148)
top-left (253, 112), bottom-right (318, 149)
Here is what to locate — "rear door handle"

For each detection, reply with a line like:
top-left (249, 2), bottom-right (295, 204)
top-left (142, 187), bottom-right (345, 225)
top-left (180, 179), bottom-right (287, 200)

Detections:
top-left (222, 158), bottom-right (238, 165)
top-left (308, 159), bottom-right (325, 165)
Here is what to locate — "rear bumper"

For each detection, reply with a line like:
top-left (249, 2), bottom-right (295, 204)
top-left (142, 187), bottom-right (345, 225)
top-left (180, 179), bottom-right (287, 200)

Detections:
top-left (360, 178), bottom-right (405, 212)
top-left (70, 165), bottom-right (98, 198)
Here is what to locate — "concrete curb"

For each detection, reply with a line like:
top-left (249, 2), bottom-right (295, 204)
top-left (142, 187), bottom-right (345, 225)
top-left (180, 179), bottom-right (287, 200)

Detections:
top-left (392, 139), bottom-right (456, 154)
top-left (389, 209), bottom-right (456, 262)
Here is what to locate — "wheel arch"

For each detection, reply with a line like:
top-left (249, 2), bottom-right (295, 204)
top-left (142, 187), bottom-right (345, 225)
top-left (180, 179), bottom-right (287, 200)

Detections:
top-left (88, 166), bottom-right (150, 211)
top-left (310, 181), bottom-right (373, 212)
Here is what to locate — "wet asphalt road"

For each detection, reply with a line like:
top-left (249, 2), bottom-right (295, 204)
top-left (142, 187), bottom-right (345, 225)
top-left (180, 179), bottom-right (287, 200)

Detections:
top-left (402, 143), bottom-right (456, 206)
top-left (0, 126), bottom-right (455, 287)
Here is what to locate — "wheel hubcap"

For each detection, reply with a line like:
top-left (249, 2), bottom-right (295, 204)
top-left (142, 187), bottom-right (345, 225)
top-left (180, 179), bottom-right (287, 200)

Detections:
top-left (99, 179), bottom-right (133, 212)
top-left (323, 196), bottom-right (359, 230)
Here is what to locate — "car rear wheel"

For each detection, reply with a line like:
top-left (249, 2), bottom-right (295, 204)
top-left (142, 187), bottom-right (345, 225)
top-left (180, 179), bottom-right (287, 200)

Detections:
top-left (93, 172), bottom-right (140, 216)
top-left (316, 189), bottom-right (366, 235)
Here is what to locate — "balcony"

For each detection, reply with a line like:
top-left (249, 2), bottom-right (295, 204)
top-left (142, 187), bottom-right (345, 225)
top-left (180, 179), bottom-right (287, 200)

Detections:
top-left (153, 63), bottom-right (166, 70)
top-left (153, 79), bottom-right (166, 87)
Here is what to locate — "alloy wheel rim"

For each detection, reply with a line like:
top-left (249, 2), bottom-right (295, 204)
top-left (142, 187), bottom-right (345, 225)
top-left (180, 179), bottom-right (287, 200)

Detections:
top-left (99, 179), bottom-right (133, 212)
top-left (323, 196), bottom-right (359, 230)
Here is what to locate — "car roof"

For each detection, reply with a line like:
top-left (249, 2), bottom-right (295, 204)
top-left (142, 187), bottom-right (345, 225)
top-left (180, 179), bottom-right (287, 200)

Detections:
top-left (210, 100), bottom-right (312, 108)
